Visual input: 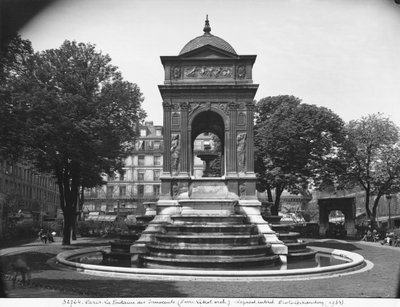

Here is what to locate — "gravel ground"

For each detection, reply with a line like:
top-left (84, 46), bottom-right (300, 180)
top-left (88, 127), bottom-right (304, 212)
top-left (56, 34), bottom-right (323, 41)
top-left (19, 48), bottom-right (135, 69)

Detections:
top-left (1, 237), bottom-right (399, 298)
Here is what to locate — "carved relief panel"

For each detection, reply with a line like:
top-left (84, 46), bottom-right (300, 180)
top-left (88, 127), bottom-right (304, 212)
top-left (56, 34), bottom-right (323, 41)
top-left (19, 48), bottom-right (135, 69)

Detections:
top-left (184, 66), bottom-right (233, 79)
top-left (237, 132), bottom-right (247, 173)
top-left (238, 112), bottom-right (246, 126)
top-left (170, 133), bottom-right (181, 175)
top-left (237, 65), bottom-right (246, 79)
top-left (171, 66), bottom-right (181, 79)
top-left (172, 112), bottom-right (181, 127)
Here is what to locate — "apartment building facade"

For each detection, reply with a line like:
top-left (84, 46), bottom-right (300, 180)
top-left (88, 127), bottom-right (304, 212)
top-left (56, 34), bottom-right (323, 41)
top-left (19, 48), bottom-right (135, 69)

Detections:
top-left (0, 160), bottom-right (60, 238)
top-left (84, 121), bottom-right (164, 217)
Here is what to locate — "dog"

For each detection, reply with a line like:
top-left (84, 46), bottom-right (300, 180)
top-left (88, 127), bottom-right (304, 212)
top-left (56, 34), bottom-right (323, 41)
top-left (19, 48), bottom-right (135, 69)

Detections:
top-left (11, 255), bottom-right (31, 288)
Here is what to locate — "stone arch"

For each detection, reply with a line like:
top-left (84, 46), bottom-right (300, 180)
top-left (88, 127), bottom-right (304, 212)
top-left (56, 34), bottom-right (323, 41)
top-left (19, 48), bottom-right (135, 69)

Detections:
top-left (318, 197), bottom-right (356, 237)
top-left (188, 105), bottom-right (229, 131)
top-left (189, 110), bottom-right (225, 176)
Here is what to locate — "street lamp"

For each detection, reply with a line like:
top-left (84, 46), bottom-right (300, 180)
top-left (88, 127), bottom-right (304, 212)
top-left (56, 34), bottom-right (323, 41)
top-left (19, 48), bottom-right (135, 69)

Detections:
top-left (386, 194), bottom-right (392, 230)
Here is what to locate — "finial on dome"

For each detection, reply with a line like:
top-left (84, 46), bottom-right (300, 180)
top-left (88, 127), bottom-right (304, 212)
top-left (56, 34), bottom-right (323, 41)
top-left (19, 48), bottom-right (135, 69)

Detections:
top-left (203, 15), bottom-right (211, 34)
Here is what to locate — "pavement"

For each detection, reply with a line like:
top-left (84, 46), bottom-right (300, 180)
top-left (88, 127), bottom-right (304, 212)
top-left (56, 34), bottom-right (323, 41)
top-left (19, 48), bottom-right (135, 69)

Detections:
top-left (0, 236), bottom-right (400, 298)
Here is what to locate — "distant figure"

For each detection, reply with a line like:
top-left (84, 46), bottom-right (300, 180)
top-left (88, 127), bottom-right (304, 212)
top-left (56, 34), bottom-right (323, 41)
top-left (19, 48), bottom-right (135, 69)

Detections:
top-left (237, 133), bottom-right (247, 172)
top-left (361, 229), bottom-right (372, 241)
top-left (47, 231), bottom-right (54, 243)
top-left (11, 255), bottom-right (30, 288)
top-left (38, 228), bottom-right (47, 244)
top-left (170, 134), bottom-right (180, 174)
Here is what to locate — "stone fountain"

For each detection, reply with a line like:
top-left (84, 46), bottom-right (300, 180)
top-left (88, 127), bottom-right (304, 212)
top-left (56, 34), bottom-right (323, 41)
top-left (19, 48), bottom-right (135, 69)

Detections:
top-left (57, 18), bottom-right (368, 280)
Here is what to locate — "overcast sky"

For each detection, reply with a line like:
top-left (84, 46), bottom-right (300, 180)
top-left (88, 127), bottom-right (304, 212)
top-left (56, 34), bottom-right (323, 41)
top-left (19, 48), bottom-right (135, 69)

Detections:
top-left (19, 0), bottom-right (400, 126)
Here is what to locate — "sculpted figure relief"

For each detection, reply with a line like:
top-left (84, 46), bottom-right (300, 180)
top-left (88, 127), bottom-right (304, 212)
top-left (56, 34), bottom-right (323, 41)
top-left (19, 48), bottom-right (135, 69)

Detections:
top-left (170, 134), bottom-right (181, 174)
top-left (172, 66), bottom-right (181, 79)
top-left (237, 65), bottom-right (246, 79)
top-left (237, 132), bottom-right (247, 172)
top-left (184, 66), bottom-right (233, 78)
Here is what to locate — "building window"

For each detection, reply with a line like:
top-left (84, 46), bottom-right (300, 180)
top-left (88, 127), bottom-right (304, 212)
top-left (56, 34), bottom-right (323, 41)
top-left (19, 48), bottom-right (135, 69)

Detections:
top-left (153, 185), bottom-right (160, 196)
top-left (156, 129), bottom-right (162, 136)
top-left (154, 141), bottom-right (161, 149)
top-left (119, 172), bottom-right (124, 181)
top-left (119, 186), bottom-right (126, 196)
top-left (138, 185), bottom-right (144, 196)
top-left (138, 155), bottom-right (145, 166)
top-left (138, 171), bottom-right (145, 181)
top-left (107, 186), bottom-right (114, 197)
top-left (137, 140), bottom-right (145, 150)
top-left (153, 170), bottom-right (160, 180)
top-left (154, 156), bottom-right (161, 166)
top-left (140, 128), bottom-right (147, 137)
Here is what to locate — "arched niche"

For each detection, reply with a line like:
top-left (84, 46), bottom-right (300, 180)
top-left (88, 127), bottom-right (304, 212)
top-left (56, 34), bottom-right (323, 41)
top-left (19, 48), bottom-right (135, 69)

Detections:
top-left (190, 110), bottom-right (225, 177)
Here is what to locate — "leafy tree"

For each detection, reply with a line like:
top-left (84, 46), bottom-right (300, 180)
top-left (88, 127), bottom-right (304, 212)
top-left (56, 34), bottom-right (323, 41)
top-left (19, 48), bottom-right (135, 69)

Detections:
top-left (254, 95), bottom-right (345, 215)
top-left (339, 113), bottom-right (400, 226)
top-left (0, 35), bottom-right (34, 160)
top-left (7, 40), bottom-right (146, 245)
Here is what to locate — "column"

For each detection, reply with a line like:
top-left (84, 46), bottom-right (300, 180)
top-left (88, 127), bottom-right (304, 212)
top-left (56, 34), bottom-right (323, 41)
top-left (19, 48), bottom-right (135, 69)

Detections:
top-left (162, 101), bottom-right (172, 174)
top-left (246, 101), bottom-right (255, 173)
top-left (226, 102), bottom-right (237, 174)
top-left (180, 102), bottom-right (190, 175)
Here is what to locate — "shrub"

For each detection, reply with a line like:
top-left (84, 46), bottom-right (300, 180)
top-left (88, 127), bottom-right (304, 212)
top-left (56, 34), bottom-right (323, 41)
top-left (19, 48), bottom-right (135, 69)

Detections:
top-left (77, 219), bottom-right (129, 237)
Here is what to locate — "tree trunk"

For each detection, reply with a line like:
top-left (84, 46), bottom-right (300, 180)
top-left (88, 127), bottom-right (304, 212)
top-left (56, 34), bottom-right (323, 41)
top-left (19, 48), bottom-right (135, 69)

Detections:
top-left (370, 193), bottom-right (383, 229)
top-left (271, 184), bottom-right (284, 215)
top-left (62, 208), bottom-right (73, 245)
top-left (365, 188), bottom-right (376, 228)
top-left (71, 214), bottom-right (77, 240)
top-left (266, 185), bottom-right (273, 203)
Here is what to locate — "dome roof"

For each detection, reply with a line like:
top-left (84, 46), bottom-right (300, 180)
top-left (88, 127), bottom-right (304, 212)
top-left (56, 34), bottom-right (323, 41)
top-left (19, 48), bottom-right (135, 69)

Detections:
top-left (179, 33), bottom-right (237, 55)
top-left (179, 16), bottom-right (237, 55)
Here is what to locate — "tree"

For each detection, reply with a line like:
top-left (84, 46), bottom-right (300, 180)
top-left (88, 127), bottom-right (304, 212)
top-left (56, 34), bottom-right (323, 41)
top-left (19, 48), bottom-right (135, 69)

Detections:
top-left (254, 95), bottom-right (345, 215)
top-left (7, 40), bottom-right (146, 245)
top-left (0, 35), bottom-right (34, 161)
top-left (339, 113), bottom-right (400, 226)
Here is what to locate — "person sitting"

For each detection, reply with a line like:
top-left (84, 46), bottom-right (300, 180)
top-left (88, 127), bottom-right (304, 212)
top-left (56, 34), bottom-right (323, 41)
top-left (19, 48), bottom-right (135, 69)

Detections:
top-left (37, 229), bottom-right (47, 244)
top-left (361, 229), bottom-right (372, 241)
top-left (381, 232), bottom-right (394, 245)
top-left (372, 229), bottom-right (380, 242)
top-left (46, 231), bottom-right (54, 243)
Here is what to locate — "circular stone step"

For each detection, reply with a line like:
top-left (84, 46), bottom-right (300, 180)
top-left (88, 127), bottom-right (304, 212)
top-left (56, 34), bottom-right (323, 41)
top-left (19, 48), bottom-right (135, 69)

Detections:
top-left (154, 234), bottom-right (264, 245)
top-left (164, 224), bottom-right (257, 235)
top-left (284, 242), bottom-right (308, 251)
top-left (141, 254), bottom-right (280, 269)
top-left (147, 243), bottom-right (271, 256)
top-left (171, 215), bottom-right (246, 224)
top-left (270, 224), bottom-right (292, 232)
top-left (277, 232), bottom-right (300, 242)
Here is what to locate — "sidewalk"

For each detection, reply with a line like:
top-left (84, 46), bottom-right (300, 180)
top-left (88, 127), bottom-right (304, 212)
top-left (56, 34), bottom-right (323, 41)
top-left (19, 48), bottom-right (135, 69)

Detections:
top-left (1, 236), bottom-right (400, 298)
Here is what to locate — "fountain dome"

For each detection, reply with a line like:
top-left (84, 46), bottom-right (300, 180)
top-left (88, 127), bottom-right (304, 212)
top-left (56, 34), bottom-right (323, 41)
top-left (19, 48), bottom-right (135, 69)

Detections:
top-left (179, 16), bottom-right (237, 55)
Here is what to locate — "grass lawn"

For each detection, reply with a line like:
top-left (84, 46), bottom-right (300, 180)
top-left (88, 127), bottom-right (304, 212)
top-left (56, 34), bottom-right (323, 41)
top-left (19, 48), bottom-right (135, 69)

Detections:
top-left (1, 238), bottom-right (399, 298)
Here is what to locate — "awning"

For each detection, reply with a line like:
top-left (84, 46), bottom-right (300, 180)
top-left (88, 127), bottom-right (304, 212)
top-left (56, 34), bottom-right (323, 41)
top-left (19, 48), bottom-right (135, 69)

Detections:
top-left (86, 215), bottom-right (118, 222)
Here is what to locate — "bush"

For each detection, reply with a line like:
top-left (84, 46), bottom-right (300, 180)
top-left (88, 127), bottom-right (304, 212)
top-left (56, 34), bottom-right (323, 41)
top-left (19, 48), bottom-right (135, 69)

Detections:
top-left (77, 220), bottom-right (128, 238)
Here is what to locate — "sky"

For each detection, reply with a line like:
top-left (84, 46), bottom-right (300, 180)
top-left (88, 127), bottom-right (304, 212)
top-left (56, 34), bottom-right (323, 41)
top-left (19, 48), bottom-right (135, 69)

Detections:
top-left (19, 0), bottom-right (400, 126)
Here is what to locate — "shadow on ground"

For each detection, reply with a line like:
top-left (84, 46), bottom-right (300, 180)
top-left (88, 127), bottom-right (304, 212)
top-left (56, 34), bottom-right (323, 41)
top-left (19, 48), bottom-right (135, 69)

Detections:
top-left (1, 252), bottom-right (56, 273)
top-left (30, 278), bottom-right (186, 297)
top-left (307, 240), bottom-right (362, 251)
